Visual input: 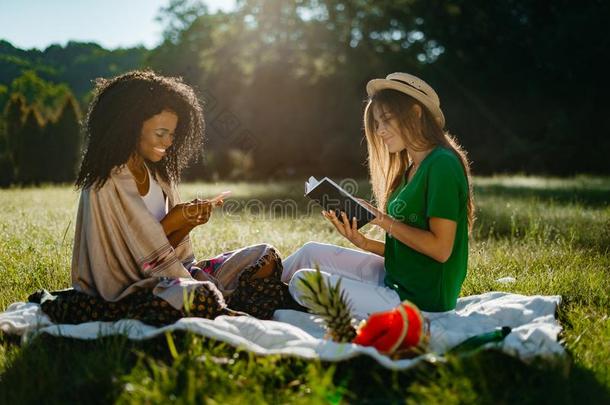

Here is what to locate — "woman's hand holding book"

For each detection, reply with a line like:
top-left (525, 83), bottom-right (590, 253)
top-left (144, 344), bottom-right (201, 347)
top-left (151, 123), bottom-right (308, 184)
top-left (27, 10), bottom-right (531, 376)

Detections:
top-left (354, 199), bottom-right (386, 226)
top-left (322, 200), bottom-right (387, 256)
top-left (322, 210), bottom-right (368, 250)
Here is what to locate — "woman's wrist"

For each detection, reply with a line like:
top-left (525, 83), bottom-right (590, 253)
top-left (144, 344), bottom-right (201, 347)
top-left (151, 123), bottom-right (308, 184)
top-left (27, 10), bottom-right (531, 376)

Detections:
top-left (359, 237), bottom-right (385, 256)
top-left (358, 237), bottom-right (371, 251)
top-left (176, 220), bottom-right (195, 234)
top-left (378, 214), bottom-right (392, 230)
top-left (380, 214), bottom-right (396, 237)
top-left (161, 211), bottom-right (189, 235)
top-left (160, 217), bottom-right (178, 236)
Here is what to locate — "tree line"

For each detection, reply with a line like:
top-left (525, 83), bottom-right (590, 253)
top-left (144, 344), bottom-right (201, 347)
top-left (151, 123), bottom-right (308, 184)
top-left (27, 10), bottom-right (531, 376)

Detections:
top-left (150, 0), bottom-right (610, 179)
top-left (0, 41), bottom-right (146, 186)
top-left (1, 0), bottom-right (608, 187)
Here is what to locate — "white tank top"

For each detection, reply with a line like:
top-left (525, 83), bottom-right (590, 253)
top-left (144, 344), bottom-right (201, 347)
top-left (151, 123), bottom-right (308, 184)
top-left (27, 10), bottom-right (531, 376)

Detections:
top-left (141, 165), bottom-right (168, 222)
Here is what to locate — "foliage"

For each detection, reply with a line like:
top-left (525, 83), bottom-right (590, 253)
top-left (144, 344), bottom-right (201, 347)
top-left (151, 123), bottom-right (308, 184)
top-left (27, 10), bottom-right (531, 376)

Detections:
top-left (0, 90), bottom-right (81, 186)
top-left (8, 70), bottom-right (71, 118)
top-left (298, 268), bottom-right (357, 342)
top-left (0, 94), bottom-right (25, 185)
top-left (0, 39), bottom-right (148, 102)
top-left (1, 1), bottom-right (608, 184)
top-left (148, 0), bottom-right (610, 178)
top-left (45, 95), bottom-right (82, 182)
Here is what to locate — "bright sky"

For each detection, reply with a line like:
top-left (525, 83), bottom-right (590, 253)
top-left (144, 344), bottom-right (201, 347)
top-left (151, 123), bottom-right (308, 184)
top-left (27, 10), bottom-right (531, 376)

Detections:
top-left (0, 0), bottom-right (235, 50)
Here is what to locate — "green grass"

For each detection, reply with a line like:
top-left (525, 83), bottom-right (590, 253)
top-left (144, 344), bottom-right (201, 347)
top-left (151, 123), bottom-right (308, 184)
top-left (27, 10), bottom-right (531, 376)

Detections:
top-left (1, 176), bottom-right (609, 404)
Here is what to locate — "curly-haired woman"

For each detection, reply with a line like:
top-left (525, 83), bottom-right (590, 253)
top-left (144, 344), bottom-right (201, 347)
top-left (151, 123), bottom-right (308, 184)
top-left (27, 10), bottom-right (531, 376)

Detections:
top-left (36, 70), bottom-right (295, 325)
top-left (283, 72), bottom-right (474, 319)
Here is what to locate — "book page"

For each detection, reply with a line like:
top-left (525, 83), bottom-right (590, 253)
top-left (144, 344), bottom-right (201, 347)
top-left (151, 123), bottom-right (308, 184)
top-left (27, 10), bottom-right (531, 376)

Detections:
top-left (305, 176), bottom-right (319, 194)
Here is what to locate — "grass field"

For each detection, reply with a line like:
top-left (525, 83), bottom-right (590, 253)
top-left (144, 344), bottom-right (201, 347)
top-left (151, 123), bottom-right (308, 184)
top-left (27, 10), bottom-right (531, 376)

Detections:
top-left (1, 176), bottom-right (609, 404)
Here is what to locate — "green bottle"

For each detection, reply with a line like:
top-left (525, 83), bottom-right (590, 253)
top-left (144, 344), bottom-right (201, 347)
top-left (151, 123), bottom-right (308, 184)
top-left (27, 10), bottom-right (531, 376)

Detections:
top-left (447, 326), bottom-right (512, 355)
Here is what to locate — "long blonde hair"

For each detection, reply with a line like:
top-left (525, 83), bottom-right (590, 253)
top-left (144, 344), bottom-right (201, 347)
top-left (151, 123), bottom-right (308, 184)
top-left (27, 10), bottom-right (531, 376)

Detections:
top-left (364, 89), bottom-right (475, 233)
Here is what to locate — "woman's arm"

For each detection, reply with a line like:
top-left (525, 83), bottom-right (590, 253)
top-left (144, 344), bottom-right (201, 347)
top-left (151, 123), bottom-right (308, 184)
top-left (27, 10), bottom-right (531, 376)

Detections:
top-left (323, 210), bottom-right (386, 256)
top-left (160, 200), bottom-right (212, 248)
top-left (166, 223), bottom-right (194, 248)
top-left (378, 215), bottom-right (457, 263)
top-left (328, 211), bottom-right (456, 261)
top-left (160, 208), bottom-right (185, 235)
top-left (361, 237), bottom-right (385, 256)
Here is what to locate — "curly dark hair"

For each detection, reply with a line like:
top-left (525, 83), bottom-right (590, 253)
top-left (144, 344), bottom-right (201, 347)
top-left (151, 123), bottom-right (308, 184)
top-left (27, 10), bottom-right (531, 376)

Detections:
top-left (75, 70), bottom-right (204, 190)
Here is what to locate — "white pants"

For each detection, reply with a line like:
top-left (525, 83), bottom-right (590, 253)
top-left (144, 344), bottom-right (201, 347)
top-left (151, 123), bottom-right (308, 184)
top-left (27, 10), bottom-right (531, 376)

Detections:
top-left (281, 241), bottom-right (402, 319)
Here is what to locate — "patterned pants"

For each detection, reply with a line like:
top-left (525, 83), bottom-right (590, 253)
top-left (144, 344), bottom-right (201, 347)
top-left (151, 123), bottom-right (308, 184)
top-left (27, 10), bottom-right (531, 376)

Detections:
top-left (29, 282), bottom-right (234, 327)
top-left (30, 251), bottom-right (305, 326)
top-left (226, 259), bottom-right (302, 319)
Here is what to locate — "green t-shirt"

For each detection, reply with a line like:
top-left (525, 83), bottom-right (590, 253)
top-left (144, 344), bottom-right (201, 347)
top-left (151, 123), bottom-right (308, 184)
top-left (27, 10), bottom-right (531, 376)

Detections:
top-left (383, 146), bottom-right (469, 312)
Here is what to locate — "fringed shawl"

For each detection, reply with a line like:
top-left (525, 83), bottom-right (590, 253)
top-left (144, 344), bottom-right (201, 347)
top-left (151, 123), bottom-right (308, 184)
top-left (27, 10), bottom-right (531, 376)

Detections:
top-left (71, 164), bottom-right (200, 305)
top-left (71, 164), bottom-right (280, 310)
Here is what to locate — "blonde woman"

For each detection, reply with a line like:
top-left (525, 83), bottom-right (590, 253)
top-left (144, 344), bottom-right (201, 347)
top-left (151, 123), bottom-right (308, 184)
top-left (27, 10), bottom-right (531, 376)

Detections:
top-left (282, 72), bottom-right (474, 318)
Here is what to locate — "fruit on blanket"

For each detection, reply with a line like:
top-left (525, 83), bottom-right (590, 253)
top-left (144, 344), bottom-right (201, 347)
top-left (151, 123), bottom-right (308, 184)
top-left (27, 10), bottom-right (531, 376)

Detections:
top-left (297, 268), bottom-right (357, 342)
top-left (353, 300), bottom-right (429, 355)
top-left (296, 269), bottom-right (429, 356)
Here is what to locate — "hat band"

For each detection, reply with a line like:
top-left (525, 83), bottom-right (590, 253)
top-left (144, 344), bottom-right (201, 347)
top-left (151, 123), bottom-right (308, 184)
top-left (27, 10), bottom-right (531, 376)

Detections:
top-left (390, 78), bottom-right (428, 96)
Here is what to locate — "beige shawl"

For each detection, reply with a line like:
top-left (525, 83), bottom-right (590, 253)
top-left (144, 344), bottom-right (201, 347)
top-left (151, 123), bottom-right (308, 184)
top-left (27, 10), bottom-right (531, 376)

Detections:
top-left (71, 164), bottom-right (279, 310)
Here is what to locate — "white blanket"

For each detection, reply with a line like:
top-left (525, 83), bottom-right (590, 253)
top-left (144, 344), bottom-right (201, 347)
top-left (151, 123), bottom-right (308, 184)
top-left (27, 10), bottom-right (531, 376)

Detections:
top-left (0, 292), bottom-right (565, 370)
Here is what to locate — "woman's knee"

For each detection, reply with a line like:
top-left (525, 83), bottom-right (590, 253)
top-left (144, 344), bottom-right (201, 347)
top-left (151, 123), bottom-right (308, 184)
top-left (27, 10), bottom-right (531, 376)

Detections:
top-left (288, 269), bottom-right (315, 302)
top-left (300, 241), bottom-right (327, 255)
top-left (247, 243), bottom-right (278, 255)
top-left (288, 269), bottom-right (309, 290)
top-left (288, 268), bottom-right (333, 296)
top-left (284, 241), bottom-right (321, 266)
top-left (282, 241), bottom-right (329, 282)
top-left (297, 241), bottom-right (343, 262)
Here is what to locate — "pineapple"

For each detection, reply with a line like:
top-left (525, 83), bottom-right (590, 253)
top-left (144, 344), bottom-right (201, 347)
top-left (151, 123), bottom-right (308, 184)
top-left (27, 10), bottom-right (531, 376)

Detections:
top-left (296, 268), bottom-right (357, 343)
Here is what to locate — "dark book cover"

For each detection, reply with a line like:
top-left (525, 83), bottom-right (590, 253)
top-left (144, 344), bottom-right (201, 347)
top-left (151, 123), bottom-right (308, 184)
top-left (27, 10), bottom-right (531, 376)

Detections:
top-left (305, 177), bottom-right (376, 229)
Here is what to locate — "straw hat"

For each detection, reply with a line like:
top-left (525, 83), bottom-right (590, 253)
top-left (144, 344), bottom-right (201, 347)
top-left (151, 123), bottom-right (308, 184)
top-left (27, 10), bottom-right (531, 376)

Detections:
top-left (366, 72), bottom-right (445, 128)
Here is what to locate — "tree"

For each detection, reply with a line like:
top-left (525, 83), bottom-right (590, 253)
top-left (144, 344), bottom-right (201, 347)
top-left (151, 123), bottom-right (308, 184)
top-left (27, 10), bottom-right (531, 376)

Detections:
top-left (0, 87), bottom-right (12, 186)
top-left (10, 70), bottom-right (72, 120)
top-left (16, 107), bottom-right (45, 185)
top-left (46, 95), bottom-right (82, 182)
top-left (1, 39), bottom-right (148, 103)
top-left (149, 0), bottom-right (610, 176)
top-left (2, 94), bottom-right (27, 184)
top-left (0, 84), bottom-right (8, 111)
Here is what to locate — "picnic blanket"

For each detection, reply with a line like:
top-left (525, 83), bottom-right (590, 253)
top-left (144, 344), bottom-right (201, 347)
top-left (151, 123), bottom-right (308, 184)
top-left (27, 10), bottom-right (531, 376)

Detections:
top-left (0, 292), bottom-right (565, 370)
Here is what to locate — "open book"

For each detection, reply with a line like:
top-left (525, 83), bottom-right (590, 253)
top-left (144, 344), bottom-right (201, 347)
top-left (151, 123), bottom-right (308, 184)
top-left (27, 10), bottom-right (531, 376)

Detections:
top-left (305, 176), bottom-right (376, 229)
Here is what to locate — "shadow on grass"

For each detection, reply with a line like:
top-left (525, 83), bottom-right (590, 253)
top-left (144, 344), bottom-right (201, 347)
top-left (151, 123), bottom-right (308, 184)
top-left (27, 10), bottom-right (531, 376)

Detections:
top-left (0, 334), bottom-right (138, 404)
top-left (218, 181), bottom-right (610, 252)
top-left (473, 206), bottom-right (610, 254)
top-left (208, 179), bottom-right (610, 212)
top-left (333, 349), bottom-right (610, 404)
top-left (475, 184), bottom-right (610, 208)
top-left (1, 333), bottom-right (609, 404)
